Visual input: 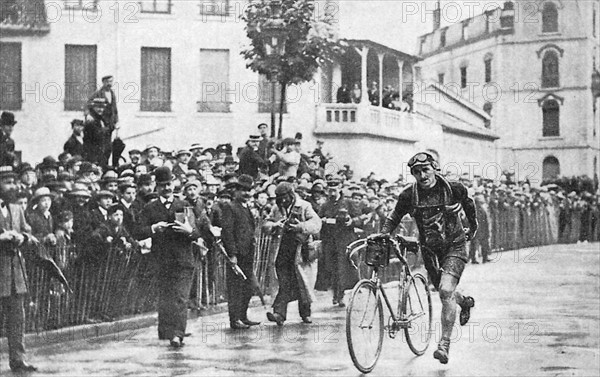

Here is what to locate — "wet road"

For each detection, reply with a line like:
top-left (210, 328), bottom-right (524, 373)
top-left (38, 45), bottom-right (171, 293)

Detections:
top-left (3, 242), bottom-right (599, 376)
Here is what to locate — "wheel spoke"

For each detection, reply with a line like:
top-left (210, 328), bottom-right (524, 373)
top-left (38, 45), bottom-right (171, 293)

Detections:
top-left (347, 281), bottom-right (384, 373)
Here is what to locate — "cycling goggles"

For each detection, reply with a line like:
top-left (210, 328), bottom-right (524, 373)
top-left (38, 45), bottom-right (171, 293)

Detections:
top-left (408, 152), bottom-right (435, 169)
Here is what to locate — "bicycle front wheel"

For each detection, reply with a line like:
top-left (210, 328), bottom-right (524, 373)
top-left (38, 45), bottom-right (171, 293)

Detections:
top-left (403, 273), bottom-right (433, 356)
top-left (346, 280), bottom-right (384, 374)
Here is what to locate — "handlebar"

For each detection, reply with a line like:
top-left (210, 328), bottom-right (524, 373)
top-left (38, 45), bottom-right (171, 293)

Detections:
top-left (345, 233), bottom-right (420, 271)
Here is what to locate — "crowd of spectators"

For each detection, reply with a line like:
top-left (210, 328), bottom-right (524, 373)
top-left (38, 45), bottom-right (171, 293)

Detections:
top-left (1, 103), bottom-right (599, 330)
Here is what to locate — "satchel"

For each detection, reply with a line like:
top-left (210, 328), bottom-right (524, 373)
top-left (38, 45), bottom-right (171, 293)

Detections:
top-left (300, 235), bottom-right (321, 263)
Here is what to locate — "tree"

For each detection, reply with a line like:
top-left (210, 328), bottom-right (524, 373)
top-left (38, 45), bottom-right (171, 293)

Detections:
top-left (241, 0), bottom-right (346, 138)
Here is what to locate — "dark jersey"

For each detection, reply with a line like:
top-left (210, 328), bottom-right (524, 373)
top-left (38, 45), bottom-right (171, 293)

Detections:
top-left (382, 177), bottom-right (477, 249)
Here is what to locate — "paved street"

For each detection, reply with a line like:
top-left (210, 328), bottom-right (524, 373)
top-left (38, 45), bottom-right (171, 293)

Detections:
top-left (2, 242), bottom-right (599, 376)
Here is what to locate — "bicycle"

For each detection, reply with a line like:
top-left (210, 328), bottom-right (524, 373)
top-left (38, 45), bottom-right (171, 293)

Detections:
top-left (345, 234), bottom-right (433, 373)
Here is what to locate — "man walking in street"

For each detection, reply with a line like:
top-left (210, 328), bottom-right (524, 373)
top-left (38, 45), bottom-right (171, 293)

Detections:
top-left (318, 179), bottom-right (361, 307)
top-left (220, 174), bottom-right (261, 329)
top-left (137, 166), bottom-right (201, 347)
top-left (380, 152), bottom-right (477, 364)
top-left (264, 183), bottom-right (321, 325)
top-left (469, 187), bottom-right (491, 264)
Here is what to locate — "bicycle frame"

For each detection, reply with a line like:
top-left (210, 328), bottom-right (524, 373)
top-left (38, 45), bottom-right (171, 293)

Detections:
top-left (346, 236), bottom-right (421, 326)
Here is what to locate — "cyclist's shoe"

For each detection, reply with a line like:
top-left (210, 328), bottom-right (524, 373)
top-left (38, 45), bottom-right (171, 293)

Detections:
top-left (433, 338), bottom-right (450, 364)
top-left (459, 296), bottom-right (475, 326)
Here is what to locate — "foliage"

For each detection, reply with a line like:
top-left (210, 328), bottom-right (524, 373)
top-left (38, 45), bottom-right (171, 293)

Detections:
top-left (241, 0), bottom-right (346, 85)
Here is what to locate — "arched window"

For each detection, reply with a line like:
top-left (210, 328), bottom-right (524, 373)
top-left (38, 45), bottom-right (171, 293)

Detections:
top-left (542, 2), bottom-right (558, 33)
top-left (542, 99), bottom-right (560, 136)
top-left (542, 50), bottom-right (560, 88)
top-left (542, 156), bottom-right (560, 181)
top-left (484, 55), bottom-right (493, 83)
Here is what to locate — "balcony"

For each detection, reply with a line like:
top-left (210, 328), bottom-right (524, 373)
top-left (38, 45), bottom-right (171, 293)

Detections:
top-left (0, 0), bottom-right (50, 36)
top-left (314, 103), bottom-right (422, 142)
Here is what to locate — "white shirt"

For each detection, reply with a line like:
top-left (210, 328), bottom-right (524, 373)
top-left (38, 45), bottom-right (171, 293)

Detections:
top-left (98, 206), bottom-right (108, 221)
top-left (121, 199), bottom-right (132, 209)
top-left (160, 196), bottom-right (173, 209)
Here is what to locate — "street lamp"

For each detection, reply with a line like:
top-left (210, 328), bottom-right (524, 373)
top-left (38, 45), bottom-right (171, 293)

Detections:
top-left (261, 2), bottom-right (288, 139)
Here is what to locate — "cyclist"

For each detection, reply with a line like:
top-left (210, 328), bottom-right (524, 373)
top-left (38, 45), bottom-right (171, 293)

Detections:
top-left (379, 152), bottom-right (477, 364)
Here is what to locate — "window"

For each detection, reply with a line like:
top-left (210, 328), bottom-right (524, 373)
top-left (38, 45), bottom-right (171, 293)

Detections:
top-left (65, 45), bottom-right (97, 111)
top-left (542, 156), bottom-right (560, 181)
top-left (258, 74), bottom-right (286, 113)
top-left (198, 49), bottom-right (230, 113)
top-left (199, 0), bottom-right (230, 16)
top-left (438, 73), bottom-right (445, 85)
top-left (542, 2), bottom-right (558, 33)
top-left (542, 50), bottom-right (560, 88)
top-left (65, 0), bottom-right (98, 8)
top-left (140, 47), bottom-right (171, 112)
top-left (460, 66), bottom-right (467, 88)
top-left (484, 57), bottom-right (492, 83)
top-left (462, 21), bottom-right (469, 40)
top-left (0, 42), bottom-right (22, 110)
top-left (440, 29), bottom-right (447, 47)
top-left (140, 0), bottom-right (171, 13)
top-left (542, 99), bottom-right (560, 136)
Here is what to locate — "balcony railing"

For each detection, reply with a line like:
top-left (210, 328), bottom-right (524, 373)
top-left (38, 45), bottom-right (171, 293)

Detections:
top-left (315, 103), bottom-right (421, 142)
top-left (0, 0), bottom-right (50, 35)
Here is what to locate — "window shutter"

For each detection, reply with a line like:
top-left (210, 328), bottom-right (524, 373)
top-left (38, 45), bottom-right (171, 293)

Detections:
top-left (141, 47), bottom-right (171, 112)
top-left (65, 45), bottom-right (97, 111)
top-left (0, 42), bottom-right (22, 110)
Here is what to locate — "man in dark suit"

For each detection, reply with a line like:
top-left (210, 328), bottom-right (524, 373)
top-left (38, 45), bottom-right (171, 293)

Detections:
top-left (83, 98), bottom-right (111, 166)
top-left (89, 75), bottom-right (119, 131)
top-left (0, 166), bottom-right (37, 371)
top-left (137, 166), bottom-right (202, 347)
top-left (88, 75), bottom-right (119, 165)
top-left (220, 174), bottom-right (261, 329)
top-left (63, 119), bottom-right (85, 157)
top-left (238, 135), bottom-right (267, 179)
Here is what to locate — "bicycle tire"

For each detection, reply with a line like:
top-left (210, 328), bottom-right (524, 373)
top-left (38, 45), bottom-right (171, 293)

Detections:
top-left (346, 280), bottom-right (384, 373)
top-left (402, 273), bottom-right (433, 356)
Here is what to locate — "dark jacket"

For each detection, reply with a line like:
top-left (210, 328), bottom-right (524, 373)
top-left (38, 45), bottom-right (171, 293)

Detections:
top-left (381, 176), bottom-right (477, 248)
top-left (64, 134), bottom-right (84, 157)
top-left (220, 199), bottom-right (256, 258)
top-left (26, 210), bottom-right (54, 244)
top-left (83, 117), bottom-right (109, 164)
top-left (137, 198), bottom-right (201, 268)
top-left (89, 88), bottom-right (119, 129)
top-left (238, 146), bottom-right (266, 179)
top-left (0, 131), bottom-right (16, 166)
top-left (1, 203), bottom-right (33, 297)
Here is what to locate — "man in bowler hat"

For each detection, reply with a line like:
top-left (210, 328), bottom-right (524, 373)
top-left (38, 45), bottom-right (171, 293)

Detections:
top-left (220, 174), bottom-right (261, 329)
top-left (137, 166), bottom-right (202, 347)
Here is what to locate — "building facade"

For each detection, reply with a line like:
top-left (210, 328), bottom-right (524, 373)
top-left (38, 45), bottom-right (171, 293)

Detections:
top-left (1, 0), bottom-right (499, 179)
top-left (416, 0), bottom-right (600, 184)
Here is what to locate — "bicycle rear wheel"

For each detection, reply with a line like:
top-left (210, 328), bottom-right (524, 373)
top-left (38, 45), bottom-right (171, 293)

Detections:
top-left (403, 273), bottom-right (433, 356)
top-left (346, 280), bottom-right (384, 373)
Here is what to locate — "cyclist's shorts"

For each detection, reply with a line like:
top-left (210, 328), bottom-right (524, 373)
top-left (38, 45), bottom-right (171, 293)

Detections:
top-left (422, 243), bottom-right (467, 289)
